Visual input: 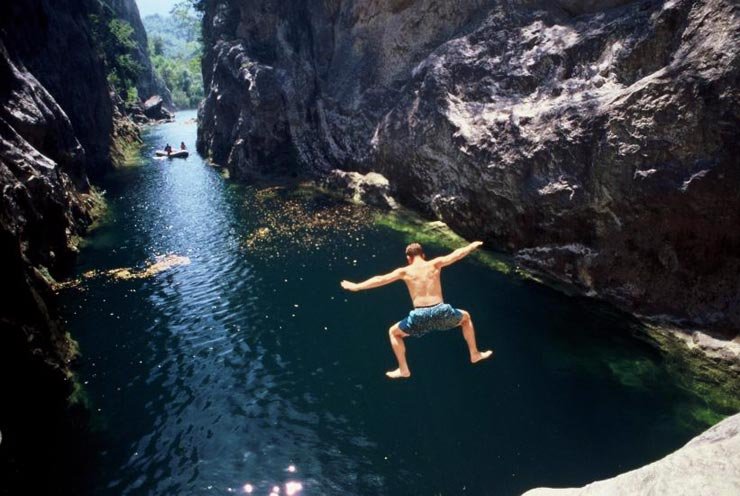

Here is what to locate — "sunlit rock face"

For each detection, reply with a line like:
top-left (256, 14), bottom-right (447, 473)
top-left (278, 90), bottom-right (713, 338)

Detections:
top-left (197, 0), bottom-right (740, 335)
top-left (522, 412), bottom-right (740, 495)
top-left (555, 0), bottom-right (637, 14)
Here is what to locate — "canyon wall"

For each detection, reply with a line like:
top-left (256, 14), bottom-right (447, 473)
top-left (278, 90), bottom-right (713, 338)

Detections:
top-left (197, 0), bottom-right (740, 337)
top-left (0, 0), bottom-right (155, 491)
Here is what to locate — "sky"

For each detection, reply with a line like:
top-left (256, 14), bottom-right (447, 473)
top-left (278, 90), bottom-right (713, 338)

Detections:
top-left (135, 0), bottom-right (180, 17)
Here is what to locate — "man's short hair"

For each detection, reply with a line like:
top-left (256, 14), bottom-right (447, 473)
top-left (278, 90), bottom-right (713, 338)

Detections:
top-left (405, 243), bottom-right (424, 258)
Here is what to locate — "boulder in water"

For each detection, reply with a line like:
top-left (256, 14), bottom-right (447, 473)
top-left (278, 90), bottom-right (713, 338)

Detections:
top-left (143, 95), bottom-right (174, 122)
top-left (322, 170), bottom-right (398, 210)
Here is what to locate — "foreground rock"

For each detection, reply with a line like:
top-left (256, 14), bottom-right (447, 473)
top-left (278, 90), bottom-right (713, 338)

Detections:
top-left (197, 0), bottom-right (740, 340)
top-left (522, 412), bottom-right (740, 496)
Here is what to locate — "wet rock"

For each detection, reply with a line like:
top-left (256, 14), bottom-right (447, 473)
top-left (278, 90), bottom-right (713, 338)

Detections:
top-left (144, 95), bottom-right (175, 122)
top-left (522, 412), bottom-right (740, 496)
top-left (197, 0), bottom-right (740, 338)
top-left (322, 170), bottom-right (398, 209)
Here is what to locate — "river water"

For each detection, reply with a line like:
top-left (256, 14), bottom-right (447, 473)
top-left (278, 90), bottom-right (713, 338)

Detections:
top-left (59, 110), bottom-right (729, 495)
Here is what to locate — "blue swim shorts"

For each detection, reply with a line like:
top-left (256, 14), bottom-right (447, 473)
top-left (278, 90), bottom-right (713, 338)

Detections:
top-left (398, 303), bottom-right (464, 337)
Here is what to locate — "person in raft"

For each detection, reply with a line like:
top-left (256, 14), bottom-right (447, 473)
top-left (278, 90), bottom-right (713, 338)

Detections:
top-left (180, 142), bottom-right (187, 150)
top-left (340, 241), bottom-right (493, 379)
top-left (164, 143), bottom-right (172, 155)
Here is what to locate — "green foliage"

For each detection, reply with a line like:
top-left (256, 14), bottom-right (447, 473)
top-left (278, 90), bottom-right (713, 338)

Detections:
top-left (144, 5), bottom-right (204, 109)
top-left (152, 36), bottom-right (165, 57)
top-left (170, 0), bottom-right (201, 42)
top-left (108, 18), bottom-right (138, 50)
top-left (126, 86), bottom-right (139, 106)
top-left (90, 10), bottom-right (143, 100)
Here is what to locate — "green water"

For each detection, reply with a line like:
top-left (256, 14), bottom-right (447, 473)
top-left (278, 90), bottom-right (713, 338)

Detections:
top-left (58, 110), bottom-right (733, 496)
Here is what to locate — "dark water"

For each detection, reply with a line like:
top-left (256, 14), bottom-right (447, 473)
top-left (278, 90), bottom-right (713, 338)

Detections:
top-left (59, 110), bottom-right (725, 496)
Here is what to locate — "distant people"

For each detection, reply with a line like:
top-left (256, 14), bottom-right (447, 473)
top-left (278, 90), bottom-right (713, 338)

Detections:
top-left (164, 143), bottom-right (172, 155)
top-left (180, 142), bottom-right (187, 150)
top-left (341, 241), bottom-right (492, 379)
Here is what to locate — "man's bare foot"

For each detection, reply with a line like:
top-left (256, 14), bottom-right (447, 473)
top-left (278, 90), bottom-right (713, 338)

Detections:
top-left (471, 350), bottom-right (493, 364)
top-left (386, 368), bottom-right (411, 379)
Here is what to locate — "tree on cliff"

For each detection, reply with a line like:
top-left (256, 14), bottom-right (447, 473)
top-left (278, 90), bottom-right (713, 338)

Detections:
top-left (90, 12), bottom-right (143, 104)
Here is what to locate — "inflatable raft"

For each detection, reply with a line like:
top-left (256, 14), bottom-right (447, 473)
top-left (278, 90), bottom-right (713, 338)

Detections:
top-left (155, 150), bottom-right (189, 158)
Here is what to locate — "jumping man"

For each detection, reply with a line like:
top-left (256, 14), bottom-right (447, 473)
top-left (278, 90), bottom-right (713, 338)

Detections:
top-left (340, 242), bottom-right (493, 379)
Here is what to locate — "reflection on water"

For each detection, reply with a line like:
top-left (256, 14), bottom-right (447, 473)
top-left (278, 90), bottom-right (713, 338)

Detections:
top-left (59, 110), bottom-right (733, 496)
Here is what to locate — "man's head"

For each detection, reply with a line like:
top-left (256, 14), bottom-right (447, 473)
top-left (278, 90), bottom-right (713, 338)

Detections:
top-left (405, 243), bottom-right (425, 263)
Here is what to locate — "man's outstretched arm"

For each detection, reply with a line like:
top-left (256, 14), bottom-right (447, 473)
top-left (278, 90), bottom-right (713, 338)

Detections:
top-left (341, 268), bottom-right (405, 292)
top-left (433, 241), bottom-right (483, 267)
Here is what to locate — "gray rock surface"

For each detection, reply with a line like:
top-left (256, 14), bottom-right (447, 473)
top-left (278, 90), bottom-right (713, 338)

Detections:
top-left (197, 0), bottom-right (740, 338)
top-left (322, 169), bottom-right (398, 209)
top-left (522, 412), bottom-right (740, 496)
top-left (144, 95), bottom-right (175, 121)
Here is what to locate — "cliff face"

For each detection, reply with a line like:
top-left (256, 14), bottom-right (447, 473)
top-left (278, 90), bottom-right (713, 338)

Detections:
top-left (0, 39), bottom-right (95, 492)
top-left (1, 0), bottom-right (116, 175)
top-left (197, 0), bottom-right (740, 336)
top-left (109, 0), bottom-right (175, 109)
top-left (0, 0), bottom-right (155, 490)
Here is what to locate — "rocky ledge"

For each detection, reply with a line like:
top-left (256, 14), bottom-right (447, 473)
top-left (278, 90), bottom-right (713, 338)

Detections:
top-left (197, 0), bottom-right (739, 343)
top-left (522, 412), bottom-right (740, 496)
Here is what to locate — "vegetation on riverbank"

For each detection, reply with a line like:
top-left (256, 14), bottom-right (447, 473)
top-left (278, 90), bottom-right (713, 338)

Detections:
top-left (144, 2), bottom-right (204, 108)
top-left (89, 2), bottom-right (143, 104)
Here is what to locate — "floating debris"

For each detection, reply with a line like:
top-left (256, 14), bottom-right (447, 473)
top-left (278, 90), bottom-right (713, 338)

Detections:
top-left (56, 254), bottom-right (191, 290)
top-left (243, 187), bottom-right (373, 259)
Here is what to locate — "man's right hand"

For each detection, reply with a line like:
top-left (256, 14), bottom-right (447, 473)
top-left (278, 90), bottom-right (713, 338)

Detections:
top-left (341, 280), bottom-right (359, 291)
top-left (470, 241), bottom-right (484, 250)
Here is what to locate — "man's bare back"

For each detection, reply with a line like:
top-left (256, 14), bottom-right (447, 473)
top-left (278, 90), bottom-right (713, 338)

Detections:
top-left (341, 241), bottom-right (492, 378)
top-left (397, 258), bottom-right (445, 307)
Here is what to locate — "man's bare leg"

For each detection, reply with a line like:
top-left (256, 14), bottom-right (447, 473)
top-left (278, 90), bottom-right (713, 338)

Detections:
top-left (387, 323), bottom-right (411, 379)
top-left (459, 310), bottom-right (493, 363)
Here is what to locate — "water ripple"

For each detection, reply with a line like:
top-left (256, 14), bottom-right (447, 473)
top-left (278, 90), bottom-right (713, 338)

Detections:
top-left (57, 110), bottom-right (726, 496)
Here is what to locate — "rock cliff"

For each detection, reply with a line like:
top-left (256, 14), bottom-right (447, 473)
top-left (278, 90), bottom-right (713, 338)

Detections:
top-left (1, 0), bottom-right (117, 175)
top-left (197, 0), bottom-right (740, 337)
top-left (0, 0), bottom-right (156, 491)
top-left (522, 412), bottom-right (740, 495)
top-left (0, 38), bottom-right (95, 493)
